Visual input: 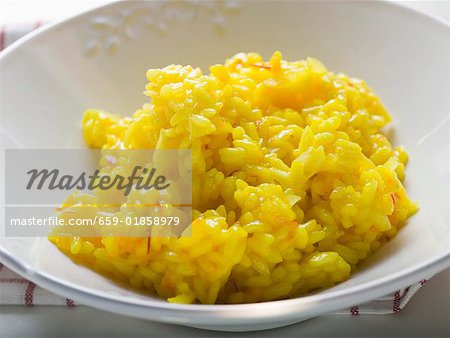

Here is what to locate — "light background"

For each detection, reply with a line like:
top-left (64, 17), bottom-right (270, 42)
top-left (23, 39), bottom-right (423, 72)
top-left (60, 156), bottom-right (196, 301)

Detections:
top-left (0, 1), bottom-right (449, 25)
top-left (0, 1), bottom-right (449, 337)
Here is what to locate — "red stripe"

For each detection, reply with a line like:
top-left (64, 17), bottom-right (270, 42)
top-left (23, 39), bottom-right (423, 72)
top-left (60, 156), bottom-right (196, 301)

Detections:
top-left (0, 278), bottom-right (29, 283)
top-left (66, 298), bottom-right (75, 307)
top-left (0, 26), bottom-right (5, 51)
top-left (420, 279), bottom-right (427, 286)
top-left (350, 306), bottom-right (359, 316)
top-left (24, 282), bottom-right (36, 306)
top-left (0, 262), bottom-right (3, 271)
top-left (393, 291), bottom-right (401, 312)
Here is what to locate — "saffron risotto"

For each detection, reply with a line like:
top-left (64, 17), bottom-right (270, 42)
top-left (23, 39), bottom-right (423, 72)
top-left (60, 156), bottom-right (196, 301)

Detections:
top-left (50, 52), bottom-right (417, 304)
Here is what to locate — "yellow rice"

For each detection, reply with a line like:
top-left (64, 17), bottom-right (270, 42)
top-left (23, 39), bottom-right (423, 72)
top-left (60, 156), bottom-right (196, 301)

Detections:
top-left (50, 52), bottom-right (417, 304)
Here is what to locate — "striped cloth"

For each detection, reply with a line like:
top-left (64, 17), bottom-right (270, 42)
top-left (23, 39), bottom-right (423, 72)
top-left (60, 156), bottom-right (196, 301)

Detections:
top-left (0, 262), bottom-right (75, 306)
top-left (0, 21), bottom-right (431, 314)
top-left (0, 260), bottom-right (429, 314)
top-left (0, 21), bottom-right (43, 51)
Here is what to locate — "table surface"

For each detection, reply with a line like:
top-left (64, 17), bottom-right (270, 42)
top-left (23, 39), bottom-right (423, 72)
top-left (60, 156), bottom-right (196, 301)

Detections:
top-left (1, 1), bottom-right (449, 337)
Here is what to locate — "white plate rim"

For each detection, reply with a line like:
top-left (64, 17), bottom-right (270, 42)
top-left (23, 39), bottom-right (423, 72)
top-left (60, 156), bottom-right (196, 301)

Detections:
top-left (0, 0), bottom-right (449, 327)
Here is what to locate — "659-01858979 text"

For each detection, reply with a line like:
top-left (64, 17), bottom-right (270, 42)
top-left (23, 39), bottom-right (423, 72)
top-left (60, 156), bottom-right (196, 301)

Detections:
top-left (9, 216), bottom-right (181, 227)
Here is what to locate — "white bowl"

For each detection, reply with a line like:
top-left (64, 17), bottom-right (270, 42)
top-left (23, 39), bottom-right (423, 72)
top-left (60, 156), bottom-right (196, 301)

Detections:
top-left (0, 0), bottom-right (449, 332)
